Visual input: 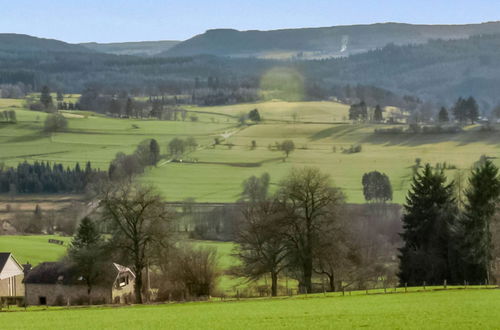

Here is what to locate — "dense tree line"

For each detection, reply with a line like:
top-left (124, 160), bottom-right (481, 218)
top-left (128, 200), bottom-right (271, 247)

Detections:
top-left (349, 101), bottom-right (368, 121)
top-left (0, 83), bottom-right (30, 98)
top-left (399, 160), bottom-right (500, 286)
top-left (8, 35), bottom-right (499, 112)
top-left (0, 161), bottom-right (104, 193)
top-left (453, 96), bottom-right (479, 124)
top-left (0, 110), bottom-right (17, 123)
top-left (108, 139), bottom-right (161, 181)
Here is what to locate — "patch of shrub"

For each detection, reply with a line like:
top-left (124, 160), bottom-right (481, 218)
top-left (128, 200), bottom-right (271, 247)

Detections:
top-left (44, 113), bottom-right (68, 132)
top-left (374, 127), bottom-right (404, 134)
top-left (343, 144), bottom-right (362, 154)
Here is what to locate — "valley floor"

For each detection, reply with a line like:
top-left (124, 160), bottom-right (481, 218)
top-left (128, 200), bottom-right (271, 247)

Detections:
top-left (2, 100), bottom-right (499, 204)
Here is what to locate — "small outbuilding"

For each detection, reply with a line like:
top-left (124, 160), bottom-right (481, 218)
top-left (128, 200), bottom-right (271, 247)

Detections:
top-left (24, 261), bottom-right (135, 306)
top-left (0, 252), bottom-right (25, 298)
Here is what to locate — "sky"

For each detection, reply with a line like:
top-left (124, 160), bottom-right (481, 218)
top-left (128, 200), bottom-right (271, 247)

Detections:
top-left (1, 0), bottom-right (500, 43)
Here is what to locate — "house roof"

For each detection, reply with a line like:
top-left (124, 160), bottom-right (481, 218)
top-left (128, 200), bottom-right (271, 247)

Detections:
top-left (0, 253), bottom-right (10, 273)
top-left (113, 263), bottom-right (135, 279)
top-left (24, 261), bottom-right (134, 286)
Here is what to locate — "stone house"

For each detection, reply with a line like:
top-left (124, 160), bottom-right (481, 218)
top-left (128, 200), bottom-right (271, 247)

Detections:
top-left (0, 252), bottom-right (24, 298)
top-left (24, 261), bottom-right (135, 305)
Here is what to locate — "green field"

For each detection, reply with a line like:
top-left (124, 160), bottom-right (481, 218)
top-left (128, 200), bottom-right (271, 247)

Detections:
top-left (2, 289), bottom-right (500, 329)
top-left (1, 99), bottom-right (499, 203)
top-left (0, 235), bottom-right (72, 265)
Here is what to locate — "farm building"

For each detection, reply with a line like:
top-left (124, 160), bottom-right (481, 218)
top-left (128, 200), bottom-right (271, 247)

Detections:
top-left (24, 261), bottom-right (135, 306)
top-left (0, 252), bottom-right (25, 299)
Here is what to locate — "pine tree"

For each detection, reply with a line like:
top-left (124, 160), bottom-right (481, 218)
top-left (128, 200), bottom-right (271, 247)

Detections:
top-left (456, 160), bottom-right (500, 284)
top-left (438, 107), bottom-right (449, 123)
top-left (109, 99), bottom-right (122, 117)
top-left (465, 97), bottom-right (479, 124)
top-left (399, 164), bottom-right (457, 286)
top-left (149, 139), bottom-right (160, 166)
top-left (349, 101), bottom-right (368, 121)
top-left (373, 105), bottom-right (383, 122)
top-left (40, 86), bottom-right (53, 109)
top-left (69, 217), bottom-right (106, 304)
top-left (125, 98), bottom-right (134, 118)
top-left (359, 101), bottom-right (368, 121)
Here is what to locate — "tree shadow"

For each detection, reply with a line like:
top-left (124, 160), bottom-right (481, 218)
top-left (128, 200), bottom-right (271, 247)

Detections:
top-left (7, 133), bottom-right (47, 143)
top-left (309, 125), bottom-right (363, 141)
top-left (362, 130), bottom-right (500, 147)
top-left (308, 124), bottom-right (500, 147)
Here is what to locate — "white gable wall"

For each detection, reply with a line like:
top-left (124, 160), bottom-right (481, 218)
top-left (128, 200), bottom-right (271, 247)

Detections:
top-left (0, 255), bottom-right (23, 280)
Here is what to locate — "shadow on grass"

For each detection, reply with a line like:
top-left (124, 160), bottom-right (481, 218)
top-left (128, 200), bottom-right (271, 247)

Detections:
top-left (176, 157), bottom-right (284, 168)
top-left (309, 124), bottom-right (500, 147)
top-left (6, 133), bottom-right (47, 143)
top-left (309, 125), bottom-right (364, 141)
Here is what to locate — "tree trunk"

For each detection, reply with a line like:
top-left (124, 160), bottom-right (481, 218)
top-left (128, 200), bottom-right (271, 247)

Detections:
top-left (271, 271), bottom-right (278, 297)
top-left (134, 263), bottom-right (143, 304)
top-left (328, 273), bottom-right (335, 292)
top-left (303, 258), bottom-right (313, 294)
top-left (87, 285), bottom-right (93, 305)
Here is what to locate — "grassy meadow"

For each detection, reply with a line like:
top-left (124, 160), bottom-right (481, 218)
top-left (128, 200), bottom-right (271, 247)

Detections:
top-left (2, 289), bottom-right (500, 329)
top-left (0, 235), bottom-right (71, 265)
top-left (1, 98), bottom-right (500, 203)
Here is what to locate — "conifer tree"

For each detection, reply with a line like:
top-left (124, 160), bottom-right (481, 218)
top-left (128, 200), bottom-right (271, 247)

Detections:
top-left (149, 139), bottom-right (160, 166)
top-left (399, 164), bottom-right (457, 286)
top-left (465, 97), bottom-right (479, 124)
top-left (438, 107), bottom-right (449, 123)
top-left (40, 86), bottom-right (53, 109)
top-left (373, 105), bottom-right (383, 122)
top-left (125, 98), bottom-right (134, 117)
top-left (456, 160), bottom-right (500, 284)
top-left (68, 217), bottom-right (107, 304)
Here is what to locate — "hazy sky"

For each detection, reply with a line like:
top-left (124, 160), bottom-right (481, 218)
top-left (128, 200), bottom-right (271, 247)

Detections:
top-left (2, 0), bottom-right (500, 43)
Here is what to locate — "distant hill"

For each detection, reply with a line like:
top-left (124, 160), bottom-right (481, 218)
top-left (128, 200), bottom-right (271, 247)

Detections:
top-left (162, 22), bottom-right (500, 58)
top-left (0, 34), bottom-right (92, 53)
top-left (3, 29), bottom-right (500, 108)
top-left (303, 33), bottom-right (500, 106)
top-left (80, 40), bottom-right (180, 56)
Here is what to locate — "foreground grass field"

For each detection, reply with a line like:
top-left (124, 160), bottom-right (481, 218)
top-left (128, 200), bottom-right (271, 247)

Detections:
top-left (1, 99), bottom-right (500, 203)
top-left (2, 289), bottom-right (499, 329)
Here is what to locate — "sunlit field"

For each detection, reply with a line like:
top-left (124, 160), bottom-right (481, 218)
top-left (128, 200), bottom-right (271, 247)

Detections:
top-left (1, 101), bottom-right (499, 203)
top-left (142, 121), bottom-right (500, 203)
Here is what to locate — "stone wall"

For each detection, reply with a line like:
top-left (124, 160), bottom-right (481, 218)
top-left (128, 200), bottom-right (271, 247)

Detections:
top-left (25, 284), bottom-right (111, 306)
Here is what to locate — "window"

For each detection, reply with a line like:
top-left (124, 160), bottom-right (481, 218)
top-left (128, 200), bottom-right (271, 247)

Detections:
top-left (39, 296), bottom-right (47, 305)
top-left (118, 276), bottom-right (127, 287)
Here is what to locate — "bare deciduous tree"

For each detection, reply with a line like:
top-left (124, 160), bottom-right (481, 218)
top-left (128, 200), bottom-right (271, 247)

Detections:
top-left (99, 183), bottom-right (174, 303)
top-left (313, 217), bottom-right (361, 292)
top-left (235, 198), bottom-right (288, 296)
top-left (172, 245), bottom-right (219, 298)
top-left (277, 167), bottom-right (345, 293)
